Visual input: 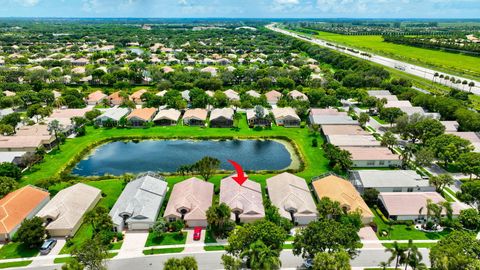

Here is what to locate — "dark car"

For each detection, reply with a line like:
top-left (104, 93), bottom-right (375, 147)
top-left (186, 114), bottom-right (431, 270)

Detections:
top-left (40, 239), bottom-right (57, 255)
top-left (193, 227), bottom-right (202, 241)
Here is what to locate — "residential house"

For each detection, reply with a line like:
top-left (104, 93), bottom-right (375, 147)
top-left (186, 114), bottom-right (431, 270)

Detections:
top-left (288, 90), bottom-right (308, 101)
top-left (309, 108), bottom-right (358, 126)
top-left (127, 108), bottom-right (157, 127)
top-left (36, 183), bottom-right (101, 237)
top-left (129, 89), bottom-right (148, 105)
top-left (224, 89), bottom-right (240, 101)
top-left (153, 109), bottom-right (181, 126)
top-left (246, 107), bottom-right (271, 128)
top-left (0, 186), bottom-right (50, 242)
top-left (246, 90), bottom-right (261, 98)
top-left (312, 175), bottom-right (374, 224)
top-left (384, 100), bottom-right (413, 108)
top-left (326, 135), bottom-right (381, 147)
top-left (321, 125), bottom-right (369, 136)
top-left (95, 108), bottom-right (130, 126)
top-left (163, 177), bottom-right (214, 227)
top-left (0, 125), bottom-right (56, 152)
top-left (108, 92), bottom-right (124, 106)
top-left (200, 67), bottom-right (217, 77)
top-left (220, 175), bottom-right (265, 223)
top-left (86, 91), bottom-right (107, 105)
top-left (110, 174), bottom-right (168, 231)
top-left (183, 108), bottom-right (208, 126)
top-left (210, 108), bottom-right (234, 128)
top-left (265, 90), bottom-right (282, 106)
top-left (378, 192), bottom-right (468, 222)
top-left (441, 121), bottom-right (459, 132)
top-left (266, 172), bottom-right (317, 225)
top-left (447, 131), bottom-right (480, 152)
top-left (271, 107), bottom-right (300, 127)
top-left (350, 170), bottom-right (435, 194)
top-left (341, 147), bottom-right (401, 168)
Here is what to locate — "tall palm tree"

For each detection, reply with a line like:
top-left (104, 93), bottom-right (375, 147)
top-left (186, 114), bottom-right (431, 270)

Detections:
top-left (241, 241), bottom-right (281, 270)
top-left (441, 201), bottom-right (453, 222)
top-left (469, 82), bottom-right (475, 92)
top-left (386, 241), bottom-right (406, 269)
top-left (403, 240), bottom-right (423, 270)
top-left (379, 261), bottom-right (390, 270)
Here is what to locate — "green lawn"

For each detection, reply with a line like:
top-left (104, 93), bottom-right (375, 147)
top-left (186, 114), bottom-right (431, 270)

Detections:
top-left (0, 242), bottom-right (39, 259)
top-left (22, 116), bottom-right (329, 187)
top-left (0, 261), bottom-right (32, 269)
top-left (372, 208), bottom-right (452, 240)
top-left (143, 247), bottom-right (184, 255)
top-left (313, 31), bottom-right (480, 80)
top-left (59, 179), bottom-right (125, 254)
top-left (204, 229), bottom-right (217, 244)
top-left (204, 245), bottom-right (225, 251)
top-left (382, 242), bottom-right (436, 249)
top-left (145, 232), bottom-right (187, 247)
top-left (371, 116), bottom-right (387, 125)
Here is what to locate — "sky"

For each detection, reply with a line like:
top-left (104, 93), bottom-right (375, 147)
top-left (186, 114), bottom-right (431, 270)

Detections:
top-left (0, 0), bottom-right (479, 18)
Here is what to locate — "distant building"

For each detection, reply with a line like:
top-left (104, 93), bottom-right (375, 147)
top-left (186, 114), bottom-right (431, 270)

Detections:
top-left (210, 108), bottom-right (234, 128)
top-left (350, 170), bottom-right (434, 194)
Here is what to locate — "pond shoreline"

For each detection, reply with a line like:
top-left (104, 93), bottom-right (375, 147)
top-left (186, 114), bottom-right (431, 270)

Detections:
top-left (68, 136), bottom-right (303, 177)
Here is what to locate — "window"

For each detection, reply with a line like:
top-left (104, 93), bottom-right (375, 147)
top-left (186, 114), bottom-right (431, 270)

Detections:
top-left (393, 188), bottom-right (402, 192)
top-left (407, 188), bottom-right (414, 192)
top-left (367, 161), bottom-right (375, 166)
top-left (168, 217), bottom-right (176, 223)
top-left (379, 161), bottom-right (385, 166)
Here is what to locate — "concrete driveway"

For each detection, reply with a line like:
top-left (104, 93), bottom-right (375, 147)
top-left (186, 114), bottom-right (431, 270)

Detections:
top-left (117, 231), bottom-right (149, 258)
top-left (29, 237), bottom-right (66, 267)
top-left (359, 226), bottom-right (383, 249)
top-left (183, 228), bottom-right (206, 253)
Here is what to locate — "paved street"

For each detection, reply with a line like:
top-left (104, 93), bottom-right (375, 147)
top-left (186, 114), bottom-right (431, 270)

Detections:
top-left (267, 24), bottom-right (480, 95)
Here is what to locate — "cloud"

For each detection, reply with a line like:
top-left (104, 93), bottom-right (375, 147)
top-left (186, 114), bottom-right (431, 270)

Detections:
top-left (15, 0), bottom-right (40, 7)
top-left (275, 0), bottom-right (300, 4)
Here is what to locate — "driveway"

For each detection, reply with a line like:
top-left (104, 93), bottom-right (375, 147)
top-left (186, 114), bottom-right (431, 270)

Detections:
top-left (117, 231), bottom-right (149, 258)
top-left (358, 226), bottom-right (383, 249)
top-left (183, 228), bottom-right (206, 253)
top-left (29, 237), bottom-right (66, 267)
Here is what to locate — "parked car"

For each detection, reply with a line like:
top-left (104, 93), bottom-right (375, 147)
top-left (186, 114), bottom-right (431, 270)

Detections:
top-left (40, 238), bottom-right (57, 255)
top-left (193, 226), bottom-right (202, 241)
top-left (303, 258), bottom-right (313, 269)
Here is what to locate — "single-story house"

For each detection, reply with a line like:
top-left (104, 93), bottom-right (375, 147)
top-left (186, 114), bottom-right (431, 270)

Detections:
top-left (47, 108), bottom-right (90, 135)
top-left (271, 107), bottom-right (300, 127)
top-left (0, 125), bottom-right (56, 152)
top-left (384, 100), bottom-right (413, 108)
top-left (108, 92), bottom-right (124, 106)
top-left (210, 108), bottom-right (234, 128)
top-left (86, 91), bottom-right (107, 105)
top-left (183, 108), bottom-right (208, 126)
top-left (246, 107), bottom-right (271, 128)
top-left (0, 186), bottom-right (50, 242)
top-left (441, 121), bottom-right (459, 132)
top-left (312, 175), bottom-right (374, 224)
top-left (109, 174), bottom-right (168, 231)
top-left (367, 90), bottom-right (392, 97)
top-left (0, 151), bottom-right (26, 165)
top-left (326, 135), bottom-right (381, 147)
top-left (129, 89), bottom-right (148, 105)
top-left (246, 90), bottom-right (261, 98)
top-left (378, 192), bottom-right (468, 222)
top-left (447, 131), bottom-right (480, 152)
top-left (200, 66), bottom-right (217, 77)
top-left (288, 90), bottom-right (308, 101)
top-left (153, 109), bottom-right (181, 126)
top-left (0, 108), bottom-right (14, 119)
top-left (350, 170), bottom-right (435, 194)
top-left (265, 90), bottom-right (282, 106)
top-left (127, 108), bottom-right (157, 127)
top-left (309, 108), bottom-right (358, 126)
top-left (266, 172), bottom-right (317, 225)
top-left (95, 108), bottom-right (130, 126)
top-left (321, 125), bottom-right (369, 136)
top-left (224, 89), bottom-right (240, 101)
top-left (341, 147), bottom-right (401, 168)
top-left (220, 175), bottom-right (265, 223)
top-left (36, 183), bottom-right (101, 237)
top-left (163, 177), bottom-right (214, 227)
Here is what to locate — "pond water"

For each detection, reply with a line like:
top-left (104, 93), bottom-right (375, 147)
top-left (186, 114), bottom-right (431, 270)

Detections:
top-left (72, 139), bottom-right (295, 176)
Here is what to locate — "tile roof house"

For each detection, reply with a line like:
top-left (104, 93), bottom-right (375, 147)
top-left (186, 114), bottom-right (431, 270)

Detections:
top-left (153, 109), bottom-right (181, 126)
top-left (220, 175), bottom-right (265, 223)
top-left (246, 107), bottom-right (271, 128)
top-left (350, 170), bottom-right (434, 194)
top-left (224, 89), bottom-right (240, 101)
top-left (379, 192), bottom-right (468, 221)
top-left (447, 131), bottom-right (480, 152)
top-left (367, 90), bottom-right (392, 96)
top-left (129, 89), bottom-right (148, 105)
top-left (108, 92), bottom-right (124, 106)
top-left (110, 174), bottom-right (168, 231)
top-left (246, 90), bottom-right (261, 98)
top-left (183, 108), bottom-right (208, 126)
top-left (266, 172), bottom-right (317, 225)
top-left (163, 177), bottom-right (214, 227)
top-left (95, 108), bottom-right (130, 126)
top-left (326, 135), bottom-right (381, 147)
top-left (288, 90), bottom-right (308, 101)
top-left (0, 186), bottom-right (50, 242)
top-left (36, 183), bottom-right (101, 237)
top-left (440, 121), bottom-right (459, 132)
top-left (0, 125), bottom-right (56, 152)
top-left (312, 175), bottom-right (374, 224)
top-left (321, 125), bottom-right (369, 136)
top-left (341, 147), bottom-right (401, 168)
top-left (210, 108), bottom-right (234, 128)
top-left (384, 100), bottom-right (413, 108)
top-left (309, 109), bottom-right (358, 126)
top-left (265, 90), bottom-right (282, 106)
top-left (271, 107), bottom-right (300, 127)
top-left (127, 108), bottom-right (157, 127)
top-left (86, 90), bottom-right (107, 105)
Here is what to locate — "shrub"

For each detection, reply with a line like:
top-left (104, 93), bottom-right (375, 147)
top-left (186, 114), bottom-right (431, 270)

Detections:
top-left (312, 138), bottom-right (318, 147)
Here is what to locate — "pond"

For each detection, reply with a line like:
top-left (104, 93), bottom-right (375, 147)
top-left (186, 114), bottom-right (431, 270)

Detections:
top-left (72, 139), bottom-right (297, 176)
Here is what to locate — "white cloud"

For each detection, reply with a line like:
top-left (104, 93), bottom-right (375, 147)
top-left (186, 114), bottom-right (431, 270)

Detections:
top-left (275, 0), bottom-right (300, 4)
top-left (15, 0), bottom-right (40, 7)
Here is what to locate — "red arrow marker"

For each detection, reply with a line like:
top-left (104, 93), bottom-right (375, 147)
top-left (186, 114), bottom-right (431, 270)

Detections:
top-left (228, 159), bottom-right (248, 186)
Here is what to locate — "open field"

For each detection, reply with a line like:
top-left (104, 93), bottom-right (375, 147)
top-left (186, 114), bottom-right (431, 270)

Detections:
top-left (313, 31), bottom-right (480, 80)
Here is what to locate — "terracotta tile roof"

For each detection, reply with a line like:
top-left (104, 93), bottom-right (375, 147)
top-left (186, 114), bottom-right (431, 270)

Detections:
top-left (341, 147), bottom-right (400, 161)
top-left (108, 92), bottom-right (124, 103)
top-left (322, 125), bottom-right (369, 136)
top-left (87, 91), bottom-right (107, 102)
top-left (127, 108), bottom-right (157, 121)
top-left (183, 108), bottom-right (208, 121)
top-left (129, 89), bottom-right (148, 102)
top-left (0, 186), bottom-right (49, 235)
top-left (265, 90), bottom-right (282, 103)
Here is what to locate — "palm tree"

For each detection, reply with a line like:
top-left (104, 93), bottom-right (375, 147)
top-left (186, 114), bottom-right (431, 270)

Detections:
top-left (404, 241), bottom-right (424, 270)
top-left (47, 119), bottom-right (63, 150)
top-left (469, 82), bottom-right (475, 92)
top-left (441, 201), bottom-right (453, 222)
top-left (450, 77), bottom-right (456, 87)
top-left (379, 261), bottom-right (390, 270)
top-left (433, 72), bottom-right (439, 84)
top-left (462, 80), bottom-right (468, 90)
top-left (386, 241), bottom-right (406, 269)
top-left (241, 241), bottom-right (281, 270)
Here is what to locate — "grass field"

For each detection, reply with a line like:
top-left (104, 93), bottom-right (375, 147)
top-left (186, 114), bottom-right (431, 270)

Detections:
top-left (0, 242), bottom-right (38, 260)
top-left (204, 245), bottom-right (225, 251)
top-left (313, 31), bottom-right (480, 79)
top-left (143, 247), bottom-right (184, 255)
top-left (0, 261), bottom-right (32, 269)
top-left (145, 232), bottom-right (187, 247)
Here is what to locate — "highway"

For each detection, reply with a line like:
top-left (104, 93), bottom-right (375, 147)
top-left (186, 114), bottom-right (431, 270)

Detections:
top-left (9, 248), bottom-right (431, 270)
top-left (267, 24), bottom-right (480, 95)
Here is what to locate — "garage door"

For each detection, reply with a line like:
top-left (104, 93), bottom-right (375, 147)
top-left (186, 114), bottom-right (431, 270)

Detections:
top-left (128, 223), bottom-right (151, 230)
